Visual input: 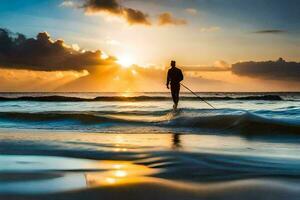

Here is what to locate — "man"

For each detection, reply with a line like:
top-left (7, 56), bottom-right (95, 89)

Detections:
top-left (166, 60), bottom-right (184, 109)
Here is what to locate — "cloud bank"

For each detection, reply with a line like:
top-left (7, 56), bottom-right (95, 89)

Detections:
top-left (0, 28), bottom-right (115, 72)
top-left (232, 58), bottom-right (300, 81)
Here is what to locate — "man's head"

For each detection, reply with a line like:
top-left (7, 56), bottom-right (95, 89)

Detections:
top-left (171, 60), bottom-right (176, 67)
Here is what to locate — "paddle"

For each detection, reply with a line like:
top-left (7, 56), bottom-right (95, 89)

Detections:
top-left (180, 83), bottom-right (216, 109)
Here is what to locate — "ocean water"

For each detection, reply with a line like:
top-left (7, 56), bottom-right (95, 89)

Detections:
top-left (0, 92), bottom-right (299, 134)
top-left (1, 92), bottom-right (300, 199)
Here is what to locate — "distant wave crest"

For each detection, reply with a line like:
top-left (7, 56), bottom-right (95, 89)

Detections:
top-left (0, 95), bottom-right (283, 102)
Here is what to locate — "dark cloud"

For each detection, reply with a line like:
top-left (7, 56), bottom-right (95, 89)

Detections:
top-left (232, 58), bottom-right (300, 81)
top-left (62, 0), bottom-right (189, 26)
top-left (80, 0), bottom-right (151, 25)
top-left (0, 28), bottom-right (116, 72)
top-left (82, 0), bottom-right (121, 13)
top-left (158, 12), bottom-right (187, 26)
top-left (253, 29), bottom-right (286, 34)
top-left (124, 8), bottom-right (151, 25)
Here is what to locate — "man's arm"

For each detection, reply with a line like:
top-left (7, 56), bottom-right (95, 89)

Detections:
top-left (166, 70), bottom-right (170, 89)
top-left (179, 69), bottom-right (184, 82)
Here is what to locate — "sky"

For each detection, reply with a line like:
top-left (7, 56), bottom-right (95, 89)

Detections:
top-left (0, 0), bottom-right (299, 92)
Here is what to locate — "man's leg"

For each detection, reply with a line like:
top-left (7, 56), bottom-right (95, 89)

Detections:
top-left (175, 84), bottom-right (180, 105)
top-left (171, 84), bottom-right (180, 109)
top-left (171, 85), bottom-right (176, 109)
top-left (171, 86), bottom-right (176, 104)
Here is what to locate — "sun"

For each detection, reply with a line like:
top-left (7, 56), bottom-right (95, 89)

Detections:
top-left (117, 54), bottom-right (135, 68)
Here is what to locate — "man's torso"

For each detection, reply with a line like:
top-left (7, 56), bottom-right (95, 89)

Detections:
top-left (168, 67), bottom-right (182, 85)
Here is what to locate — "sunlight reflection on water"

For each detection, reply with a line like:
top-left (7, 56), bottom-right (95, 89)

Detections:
top-left (0, 155), bottom-right (160, 194)
top-left (86, 160), bottom-right (158, 187)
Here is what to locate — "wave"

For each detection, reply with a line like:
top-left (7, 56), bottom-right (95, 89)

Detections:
top-left (0, 110), bottom-right (299, 134)
top-left (0, 95), bottom-right (283, 102)
top-left (165, 112), bottom-right (300, 134)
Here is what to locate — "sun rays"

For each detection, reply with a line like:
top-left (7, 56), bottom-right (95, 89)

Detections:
top-left (117, 54), bottom-right (136, 68)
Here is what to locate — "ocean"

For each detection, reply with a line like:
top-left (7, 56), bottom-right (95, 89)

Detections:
top-left (1, 92), bottom-right (300, 200)
top-left (0, 92), bottom-right (299, 134)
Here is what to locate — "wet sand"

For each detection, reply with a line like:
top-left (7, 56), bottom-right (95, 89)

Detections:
top-left (1, 130), bottom-right (300, 200)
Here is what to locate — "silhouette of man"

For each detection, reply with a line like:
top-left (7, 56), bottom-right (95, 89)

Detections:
top-left (166, 60), bottom-right (184, 109)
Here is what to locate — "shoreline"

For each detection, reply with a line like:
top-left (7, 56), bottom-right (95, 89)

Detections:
top-left (1, 130), bottom-right (300, 199)
top-left (1, 153), bottom-right (300, 200)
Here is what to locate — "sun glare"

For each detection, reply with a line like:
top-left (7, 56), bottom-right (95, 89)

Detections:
top-left (117, 54), bottom-right (135, 68)
top-left (100, 52), bottom-right (109, 60)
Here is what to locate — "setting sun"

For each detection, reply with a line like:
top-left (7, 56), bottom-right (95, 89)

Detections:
top-left (117, 54), bottom-right (135, 68)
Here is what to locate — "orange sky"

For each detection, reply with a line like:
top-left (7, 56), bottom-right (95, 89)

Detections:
top-left (0, 0), bottom-right (300, 92)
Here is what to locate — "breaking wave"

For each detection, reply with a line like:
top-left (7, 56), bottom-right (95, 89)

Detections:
top-left (0, 109), bottom-right (299, 134)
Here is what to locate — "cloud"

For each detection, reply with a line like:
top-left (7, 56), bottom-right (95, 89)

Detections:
top-left (253, 29), bottom-right (286, 34)
top-left (214, 60), bottom-right (230, 68)
top-left (62, 1), bottom-right (189, 26)
top-left (69, 0), bottom-right (151, 25)
top-left (81, 0), bottom-right (121, 13)
top-left (0, 28), bottom-right (116, 72)
top-left (60, 0), bottom-right (76, 7)
top-left (185, 8), bottom-right (198, 15)
top-left (123, 8), bottom-right (151, 25)
top-left (158, 12), bottom-right (187, 26)
top-left (182, 60), bottom-right (230, 72)
top-left (0, 68), bottom-right (88, 92)
top-left (232, 58), bottom-right (300, 81)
